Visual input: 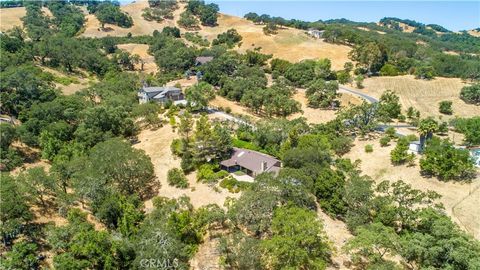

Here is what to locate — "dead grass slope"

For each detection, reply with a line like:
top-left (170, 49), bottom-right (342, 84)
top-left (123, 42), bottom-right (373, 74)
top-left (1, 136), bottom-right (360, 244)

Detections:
top-left (134, 124), bottom-right (240, 211)
top-left (199, 14), bottom-right (351, 69)
top-left (0, 6), bottom-right (51, 32)
top-left (345, 138), bottom-right (480, 239)
top-left (357, 75), bottom-right (479, 119)
top-left (81, 0), bottom-right (183, 38)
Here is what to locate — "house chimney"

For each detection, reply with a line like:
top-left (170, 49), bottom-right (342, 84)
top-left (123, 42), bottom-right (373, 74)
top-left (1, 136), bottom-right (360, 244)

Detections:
top-left (261, 161), bottom-right (268, 172)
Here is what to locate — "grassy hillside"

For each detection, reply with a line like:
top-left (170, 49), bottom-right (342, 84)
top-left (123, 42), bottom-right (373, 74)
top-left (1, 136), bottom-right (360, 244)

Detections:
top-left (357, 75), bottom-right (479, 119)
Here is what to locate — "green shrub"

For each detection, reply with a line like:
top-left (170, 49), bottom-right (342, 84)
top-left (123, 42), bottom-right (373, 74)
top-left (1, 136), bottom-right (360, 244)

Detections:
top-left (0, 148), bottom-right (23, 171)
top-left (167, 168), bottom-right (189, 188)
top-left (180, 155), bottom-right (195, 173)
top-left (439, 100), bottom-right (453, 115)
top-left (354, 75), bottom-right (364, 88)
top-left (380, 63), bottom-right (400, 76)
top-left (212, 29), bottom-right (242, 48)
top-left (52, 75), bottom-right (80, 86)
top-left (170, 139), bottom-right (183, 156)
top-left (437, 122), bottom-right (449, 134)
top-left (405, 134), bottom-right (418, 141)
top-left (219, 177), bottom-right (250, 193)
top-left (415, 65), bottom-right (435, 80)
top-left (197, 164), bottom-right (228, 184)
top-left (379, 136), bottom-right (391, 147)
top-left (451, 117), bottom-right (480, 146)
top-left (364, 144), bottom-right (373, 153)
top-left (184, 32), bottom-right (210, 47)
top-left (390, 137), bottom-right (410, 165)
top-left (232, 138), bottom-right (263, 152)
top-left (385, 127), bottom-right (396, 138)
top-left (420, 138), bottom-right (476, 180)
top-left (460, 83), bottom-right (480, 105)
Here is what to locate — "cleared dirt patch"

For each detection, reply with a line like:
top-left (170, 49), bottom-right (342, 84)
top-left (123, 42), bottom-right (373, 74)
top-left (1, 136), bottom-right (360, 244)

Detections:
top-left (117, 43), bottom-right (158, 73)
top-left (317, 208), bottom-right (352, 269)
top-left (345, 137), bottom-right (480, 239)
top-left (209, 95), bottom-right (259, 121)
top-left (290, 89), bottom-right (363, 124)
top-left (190, 232), bottom-right (222, 270)
top-left (357, 75), bottom-right (479, 119)
top-left (134, 124), bottom-right (240, 211)
top-left (41, 66), bottom-right (94, 95)
top-left (357, 26), bottom-right (386, 35)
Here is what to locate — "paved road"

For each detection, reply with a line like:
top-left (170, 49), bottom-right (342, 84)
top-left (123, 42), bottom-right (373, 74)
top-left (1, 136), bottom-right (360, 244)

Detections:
top-left (338, 85), bottom-right (379, 103)
top-left (339, 85), bottom-right (416, 135)
top-left (208, 86), bottom-right (415, 136)
top-left (206, 107), bottom-right (255, 128)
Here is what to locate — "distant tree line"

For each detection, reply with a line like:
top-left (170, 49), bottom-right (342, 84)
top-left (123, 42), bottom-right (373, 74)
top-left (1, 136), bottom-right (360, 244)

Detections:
top-left (244, 11), bottom-right (480, 80)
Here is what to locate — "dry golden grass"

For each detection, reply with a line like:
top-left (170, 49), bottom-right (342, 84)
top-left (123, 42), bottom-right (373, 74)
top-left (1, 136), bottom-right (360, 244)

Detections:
top-left (0, 7), bottom-right (25, 31)
top-left (80, 0), bottom-right (351, 69)
top-left (345, 138), bottom-right (480, 239)
top-left (209, 95), bottom-right (259, 120)
top-left (357, 75), bottom-right (479, 119)
top-left (468, 29), bottom-right (480, 37)
top-left (81, 0), bottom-right (183, 38)
top-left (117, 43), bottom-right (158, 73)
top-left (2, 1), bottom-right (351, 69)
top-left (40, 66), bottom-right (94, 95)
top-left (199, 14), bottom-right (351, 69)
top-left (0, 6), bottom-right (51, 32)
top-left (289, 89), bottom-right (363, 124)
top-left (134, 124), bottom-right (240, 211)
top-left (357, 26), bottom-right (386, 35)
top-left (398, 22), bottom-right (415, 33)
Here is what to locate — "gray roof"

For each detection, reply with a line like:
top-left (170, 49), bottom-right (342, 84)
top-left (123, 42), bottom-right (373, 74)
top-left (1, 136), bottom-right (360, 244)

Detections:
top-left (141, 86), bottom-right (180, 99)
top-left (195, 56), bottom-right (214, 65)
top-left (220, 147), bottom-right (281, 174)
top-left (143, 86), bottom-right (179, 93)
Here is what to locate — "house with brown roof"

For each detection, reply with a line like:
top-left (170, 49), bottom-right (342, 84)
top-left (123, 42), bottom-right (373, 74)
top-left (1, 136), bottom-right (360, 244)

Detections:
top-left (220, 148), bottom-right (281, 177)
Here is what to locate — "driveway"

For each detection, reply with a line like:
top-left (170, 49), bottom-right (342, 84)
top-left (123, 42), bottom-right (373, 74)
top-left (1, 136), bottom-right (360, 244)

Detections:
top-left (338, 85), bottom-right (379, 103)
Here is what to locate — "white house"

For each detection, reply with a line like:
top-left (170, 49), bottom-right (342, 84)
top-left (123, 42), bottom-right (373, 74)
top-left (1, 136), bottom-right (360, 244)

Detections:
top-left (307, 28), bottom-right (324, 39)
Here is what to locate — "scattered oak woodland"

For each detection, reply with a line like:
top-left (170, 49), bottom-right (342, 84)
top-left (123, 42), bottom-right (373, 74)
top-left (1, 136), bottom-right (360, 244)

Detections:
top-left (1, 1), bottom-right (479, 269)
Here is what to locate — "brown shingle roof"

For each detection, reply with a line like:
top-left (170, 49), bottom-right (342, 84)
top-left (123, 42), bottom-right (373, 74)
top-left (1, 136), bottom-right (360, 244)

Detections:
top-left (220, 148), bottom-right (281, 174)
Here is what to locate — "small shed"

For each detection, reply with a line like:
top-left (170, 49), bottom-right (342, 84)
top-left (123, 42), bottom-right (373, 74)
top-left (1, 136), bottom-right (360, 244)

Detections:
top-left (408, 141), bottom-right (422, 154)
